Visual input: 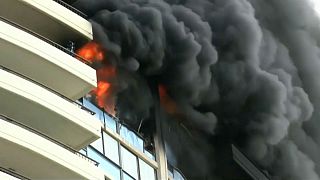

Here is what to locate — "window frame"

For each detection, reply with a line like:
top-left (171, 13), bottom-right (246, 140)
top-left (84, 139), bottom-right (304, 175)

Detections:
top-left (79, 98), bottom-right (159, 180)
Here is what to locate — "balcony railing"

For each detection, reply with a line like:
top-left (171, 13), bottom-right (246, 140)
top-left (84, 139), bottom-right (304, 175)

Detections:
top-left (0, 16), bottom-right (92, 65)
top-left (0, 114), bottom-right (99, 166)
top-left (53, 0), bottom-right (87, 19)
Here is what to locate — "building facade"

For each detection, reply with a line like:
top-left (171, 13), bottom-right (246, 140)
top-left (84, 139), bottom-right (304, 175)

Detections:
top-left (0, 0), bottom-right (185, 179)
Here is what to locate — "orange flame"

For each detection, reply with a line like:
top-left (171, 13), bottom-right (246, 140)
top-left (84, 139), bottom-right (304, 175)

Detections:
top-left (96, 81), bottom-right (111, 97)
top-left (76, 41), bottom-right (116, 116)
top-left (76, 42), bottom-right (104, 62)
top-left (95, 67), bottom-right (117, 116)
top-left (158, 84), bottom-right (179, 115)
top-left (94, 81), bottom-right (116, 116)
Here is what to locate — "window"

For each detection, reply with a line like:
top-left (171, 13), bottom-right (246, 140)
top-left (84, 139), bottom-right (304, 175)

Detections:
top-left (87, 147), bottom-right (121, 180)
top-left (168, 165), bottom-right (174, 179)
top-left (79, 148), bottom-right (87, 156)
top-left (173, 169), bottom-right (184, 180)
top-left (82, 100), bottom-right (160, 180)
top-left (91, 134), bottom-right (104, 153)
top-left (85, 129), bottom-right (160, 180)
top-left (103, 132), bottom-right (120, 165)
top-left (103, 161), bottom-right (121, 180)
top-left (167, 163), bottom-right (185, 180)
top-left (123, 172), bottom-right (135, 180)
top-left (139, 159), bottom-right (156, 180)
top-left (120, 125), bottom-right (144, 152)
top-left (104, 113), bottom-right (117, 132)
top-left (144, 150), bottom-right (155, 161)
top-left (121, 146), bottom-right (138, 179)
top-left (83, 99), bottom-right (104, 124)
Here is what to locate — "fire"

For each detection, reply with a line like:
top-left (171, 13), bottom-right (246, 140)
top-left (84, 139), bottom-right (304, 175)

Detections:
top-left (159, 85), bottom-right (191, 134)
top-left (97, 66), bottom-right (116, 78)
top-left (158, 84), bottom-right (179, 115)
top-left (76, 41), bottom-right (116, 116)
top-left (158, 84), bottom-right (167, 100)
top-left (94, 80), bottom-right (116, 116)
top-left (76, 42), bottom-right (104, 62)
top-left (95, 81), bottom-right (111, 97)
top-left (95, 67), bottom-right (117, 116)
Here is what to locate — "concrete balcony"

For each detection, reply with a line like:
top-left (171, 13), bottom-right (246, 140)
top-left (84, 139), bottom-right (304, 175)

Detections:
top-left (0, 68), bottom-right (102, 150)
top-left (0, 117), bottom-right (107, 180)
top-left (0, 18), bottom-right (96, 100)
top-left (0, 0), bottom-right (92, 44)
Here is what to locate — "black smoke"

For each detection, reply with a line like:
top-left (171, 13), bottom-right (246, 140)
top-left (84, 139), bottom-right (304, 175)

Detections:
top-left (74, 0), bottom-right (320, 179)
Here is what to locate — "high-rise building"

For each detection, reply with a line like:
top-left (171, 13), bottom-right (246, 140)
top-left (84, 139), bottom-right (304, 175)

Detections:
top-left (0, 1), bottom-right (269, 180)
top-left (0, 0), bottom-right (186, 179)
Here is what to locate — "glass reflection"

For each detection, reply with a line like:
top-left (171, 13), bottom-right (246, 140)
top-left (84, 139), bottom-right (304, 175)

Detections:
top-left (103, 132), bottom-right (120, 165)
top-left (104, 113), bottom-right (117, 132)
top-left (139, 159), bottom-right (156, 180)
top-left (121, 146), bottom-right (138, 179)
top-left (87, 147), bottom-right (121, 180)
top-left (123, 172), bottom-right (135, 180)
top-left (83, 99), bottom-right (104, 124)
top-left (120, 125), bottom-right (143, 152)
top-left (91, 135), bottom-right (103, 153)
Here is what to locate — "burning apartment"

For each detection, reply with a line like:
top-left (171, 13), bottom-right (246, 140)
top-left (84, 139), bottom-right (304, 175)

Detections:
top-left (0, 0), bottom-right (182, 179)
top-left (1, 0), bottom-right (320, 179)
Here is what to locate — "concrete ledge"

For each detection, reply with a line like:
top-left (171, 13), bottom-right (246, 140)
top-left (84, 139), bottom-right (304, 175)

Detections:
top-left (0, 19), bottom-right (97, 100)
top-left (0, 69), bottom-right (101, 150)
top-left (0, 118), bottom-right (105, 180)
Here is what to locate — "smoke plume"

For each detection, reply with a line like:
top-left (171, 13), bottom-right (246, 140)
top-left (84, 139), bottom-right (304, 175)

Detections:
top-left (73, 0), bottom-right (320, 179)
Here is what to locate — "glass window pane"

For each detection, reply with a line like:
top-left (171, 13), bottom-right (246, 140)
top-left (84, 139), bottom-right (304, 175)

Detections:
top-left (91, 135), bottom-right (103, 153)
top-left (79, 148), bottom-right (87, 156)
top-left (120, 125), bottom-right (143, 151)
top-left (168, 169), bottom-right (174, 179)
top-left (123, 172), bottom-right (135, 180)
top-left (121, 146), bottom-right (138, 179)
top-left (167, 164), bottom-right (174, 179)
top-left (87, 147), bottom-right (121, 180)
top-left (83, 99), bottom-right (104, 124)
top-left (173, 169), bottom-right (185, 180)
top-left (104, 113), bottom-right (117, 132)
top-left (144, 150), bottom-right (155, 161)
top-left (103, 132), bottom-right (120, 165)
top-left (139, 159), bottom-right (156, 180)
top-left (103, 162), bottom-right (121, 180)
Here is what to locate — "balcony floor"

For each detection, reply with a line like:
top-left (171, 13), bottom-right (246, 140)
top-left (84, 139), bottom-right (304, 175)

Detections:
top-left (0, 19), bottom-right (97, 100)
top-left (0, 0), bottom-right (92, 44)
top-left (0, 68), bottom-right (101, 150)
top-left (0, 118), bottom-right (105, 180)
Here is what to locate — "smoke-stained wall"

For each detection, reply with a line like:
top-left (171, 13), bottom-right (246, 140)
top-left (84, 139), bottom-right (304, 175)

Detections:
top-left (73, 0), bottom-right (320, 179)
